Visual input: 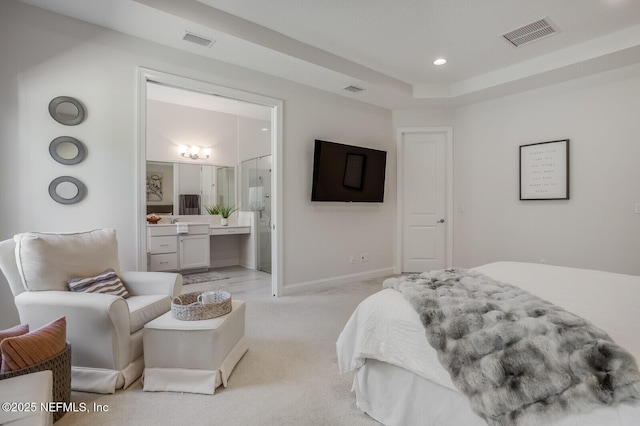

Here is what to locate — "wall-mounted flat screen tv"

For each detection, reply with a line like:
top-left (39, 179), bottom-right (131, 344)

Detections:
top-left (311, 139), bottom-right (387, 202)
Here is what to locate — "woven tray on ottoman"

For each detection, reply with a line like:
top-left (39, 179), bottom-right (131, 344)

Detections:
top-left (172, 290), bottom-right (232, 321)
top-left (0, 343), bottom-right (71, 423)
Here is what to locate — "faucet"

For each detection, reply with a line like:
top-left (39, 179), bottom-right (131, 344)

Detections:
top-left (170, 217), bottom-right (179, 224)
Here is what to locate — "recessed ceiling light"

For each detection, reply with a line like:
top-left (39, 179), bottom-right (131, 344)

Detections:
top-left (261, 128), bottom-right (269, 132)
top-left (433, 58), bottom-right (447, 66)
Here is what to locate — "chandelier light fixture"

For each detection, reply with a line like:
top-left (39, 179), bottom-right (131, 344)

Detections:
top-left (178, 145), bottom-right (211, 160)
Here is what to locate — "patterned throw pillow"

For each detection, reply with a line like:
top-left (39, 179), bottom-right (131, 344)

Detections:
top-left (0, 317), bottom-right (66, 373)
top-left (0, 324), bottom-right (29, 344)
top-left (67, 269), bottom-right (129, 298)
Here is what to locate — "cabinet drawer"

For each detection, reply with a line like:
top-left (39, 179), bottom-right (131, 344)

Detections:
top-left (186, 224), bottom-right (210, 235)
top-left (149, 236), bottom-right (177, 254)
top-left (147, 226), bottom-right (177, 237)
top-left (210, 226), bottom-right (250, 236)
top-left (149, 253), bottom-right (178, 271)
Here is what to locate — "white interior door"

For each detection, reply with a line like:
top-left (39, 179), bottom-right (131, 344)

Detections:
top-left (398, 128), bottom-right (452, 273)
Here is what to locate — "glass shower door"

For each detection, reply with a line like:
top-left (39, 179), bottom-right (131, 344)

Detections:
top-left (241, 155), bottom-right (271, 274)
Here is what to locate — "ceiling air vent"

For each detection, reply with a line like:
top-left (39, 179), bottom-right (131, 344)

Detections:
top-left (183, 31), bottom-right (215, 48)
top-left (502, 18), bottom-right (558, 47)
top-left (344, 85), bottom-right (364, 93)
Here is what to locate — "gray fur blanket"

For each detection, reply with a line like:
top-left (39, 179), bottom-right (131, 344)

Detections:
top-left (387, 268), bottom-right (640, 426)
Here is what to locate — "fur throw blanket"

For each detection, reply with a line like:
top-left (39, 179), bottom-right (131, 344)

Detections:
top-left (386, 268), bottom-right (640, 426)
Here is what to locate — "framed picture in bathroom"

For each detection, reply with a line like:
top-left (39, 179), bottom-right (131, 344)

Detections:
top-left (146, 172), bottom-right (163, 201)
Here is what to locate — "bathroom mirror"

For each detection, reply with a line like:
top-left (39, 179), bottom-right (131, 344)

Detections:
top-left (49, 136), bottom-right (86, 165)
top-left (48, 96), bottom-right (86, 126)
top-left (48, 176), bottom-right (86, 204)
top-left (146, 161), bottom-right (236, 215)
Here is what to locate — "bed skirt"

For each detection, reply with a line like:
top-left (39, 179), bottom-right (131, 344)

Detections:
top-left (354, 359), bottom-right (640, 426)
top-left (354, 359), bottom-right (485, 426)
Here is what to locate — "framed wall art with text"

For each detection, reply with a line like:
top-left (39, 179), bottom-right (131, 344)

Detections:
top-left (519, 139), bottom-right (569, 200)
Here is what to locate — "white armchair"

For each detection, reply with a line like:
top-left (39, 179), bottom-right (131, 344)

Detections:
top-left (0, 229), bottom-right (182, 394)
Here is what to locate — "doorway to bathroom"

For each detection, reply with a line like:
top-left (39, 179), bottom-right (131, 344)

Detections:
top-left (137, 68), bottom-right (283, 296)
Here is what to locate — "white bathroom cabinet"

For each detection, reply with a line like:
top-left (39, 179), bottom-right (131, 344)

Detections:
top-left (179, 234), bottom-right (210, 270)
top-left (147, 224), bottom-right (210, 272)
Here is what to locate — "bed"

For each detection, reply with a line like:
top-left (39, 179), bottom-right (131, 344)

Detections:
top-left (336, 262), bottom-right (640, 426)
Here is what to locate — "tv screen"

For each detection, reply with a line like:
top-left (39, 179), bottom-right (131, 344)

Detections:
top-left (311, 139), bottom-right (387, 202)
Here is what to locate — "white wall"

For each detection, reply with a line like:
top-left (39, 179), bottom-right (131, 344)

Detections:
top-left (146, 100), bottom-right (270, 166)
top-left (0, 1), bottom-right (394, 326)
top-left (392, 108), bottom-right (455, 129)
top-left (394, 66), bottom-right (640, 275)
top-left (146, 100), bottom-right (238, 167)
top-left (285, 92), bottom-right (395, 286)
top-left (239, 116), bottom-right (271, 162)
top-left (452, 65), bottom-right (640, 274)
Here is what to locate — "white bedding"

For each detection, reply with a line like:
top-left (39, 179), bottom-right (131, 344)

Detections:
top-left (336, 261), bottom-right (640, 425)
top-left (336, 286), bottom-right (457, 390)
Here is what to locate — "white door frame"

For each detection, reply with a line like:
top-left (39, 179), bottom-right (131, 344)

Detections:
top-left (136, 68), bottom-right (284, 297)
top-left (395, 127), bottom-right (454, 274)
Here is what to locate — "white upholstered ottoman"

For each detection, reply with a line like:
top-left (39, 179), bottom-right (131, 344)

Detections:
top-left (142, 300), bottom-right (249, 395)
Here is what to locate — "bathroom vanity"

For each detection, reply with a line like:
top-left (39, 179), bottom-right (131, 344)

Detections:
top-left (146, 213), bottom-right (256, 272)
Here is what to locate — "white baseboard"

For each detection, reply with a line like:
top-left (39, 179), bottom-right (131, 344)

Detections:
top-left (283, 267), bottom-right (395, 295)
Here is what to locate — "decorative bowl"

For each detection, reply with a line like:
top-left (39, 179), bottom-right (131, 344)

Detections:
top-left (146, 215), bottom-right (161, 224)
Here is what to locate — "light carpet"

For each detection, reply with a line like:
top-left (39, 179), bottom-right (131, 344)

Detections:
top-left (56, 278), bottom-right (385, 426)
top-left (182, 271), bottom-right (229, 285)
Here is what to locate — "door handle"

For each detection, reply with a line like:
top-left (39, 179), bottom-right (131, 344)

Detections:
top-left (437, 218), bottom-right (445, 223)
